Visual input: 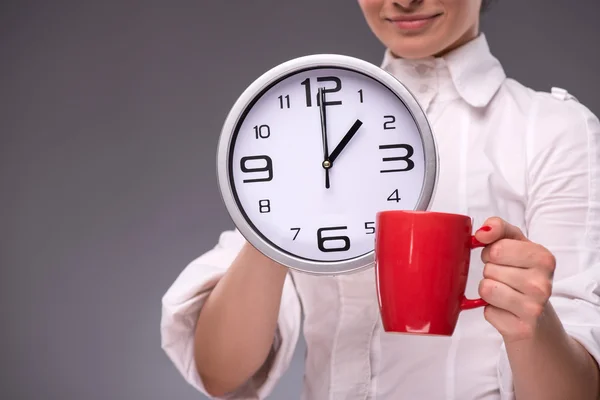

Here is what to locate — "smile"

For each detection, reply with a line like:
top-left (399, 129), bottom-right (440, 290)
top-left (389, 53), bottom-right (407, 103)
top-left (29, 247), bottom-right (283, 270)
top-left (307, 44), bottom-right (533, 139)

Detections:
top-left (388, 13), bottom-right (442, 31)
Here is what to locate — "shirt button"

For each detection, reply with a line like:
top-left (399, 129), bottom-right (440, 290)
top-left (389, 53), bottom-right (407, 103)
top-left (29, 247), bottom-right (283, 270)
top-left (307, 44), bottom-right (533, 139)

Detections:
top-left (416, 64), bottom-right (430, 75)
top-left (419, 84), bottom-right (429, 93)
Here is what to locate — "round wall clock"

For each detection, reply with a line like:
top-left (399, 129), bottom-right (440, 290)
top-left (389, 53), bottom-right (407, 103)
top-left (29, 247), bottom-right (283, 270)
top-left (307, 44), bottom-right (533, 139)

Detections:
top-left (216, 54), bottom-right (438, 275)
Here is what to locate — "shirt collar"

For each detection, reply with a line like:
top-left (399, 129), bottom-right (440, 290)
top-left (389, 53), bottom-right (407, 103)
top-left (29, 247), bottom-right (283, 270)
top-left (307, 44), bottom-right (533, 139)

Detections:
top-left (380, 34), bottom-right (506, 108)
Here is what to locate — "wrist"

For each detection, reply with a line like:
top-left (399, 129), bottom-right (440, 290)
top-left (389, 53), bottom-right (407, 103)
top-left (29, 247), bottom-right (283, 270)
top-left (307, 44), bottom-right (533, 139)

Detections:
top-left (239, 241), bottom-right (289, 275)
top-left (503, 302), bottom-right (600, 400)
top-left (502, 302), bottom-right (565, 346)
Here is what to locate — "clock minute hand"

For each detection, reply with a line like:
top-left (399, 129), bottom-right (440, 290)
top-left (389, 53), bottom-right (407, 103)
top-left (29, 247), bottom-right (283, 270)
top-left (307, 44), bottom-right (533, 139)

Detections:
top-left (328, 119), bottom-right (363, 165)
top-left (318, 88), bottom-right (331, 189)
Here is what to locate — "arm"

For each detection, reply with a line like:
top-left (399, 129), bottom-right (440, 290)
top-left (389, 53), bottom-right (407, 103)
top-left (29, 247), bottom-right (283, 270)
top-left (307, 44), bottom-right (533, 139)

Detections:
top-left (504, 304), bottom-right (599, 400)
top-left (474, 95), bottom-right (600, 400)
top-left (475, 220), bottom-right (600, 400)
top-left (194, 241), bottom-right (288, 397)
top-left (161, 230), bottom-right (301, 399)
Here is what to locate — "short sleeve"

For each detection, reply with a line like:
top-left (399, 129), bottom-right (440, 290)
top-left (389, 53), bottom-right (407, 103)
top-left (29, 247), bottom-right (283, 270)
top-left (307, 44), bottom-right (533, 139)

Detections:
top-left (160, 229), bottom-right (302, 399)
top-left (496, 94), bottom-right (600, 399)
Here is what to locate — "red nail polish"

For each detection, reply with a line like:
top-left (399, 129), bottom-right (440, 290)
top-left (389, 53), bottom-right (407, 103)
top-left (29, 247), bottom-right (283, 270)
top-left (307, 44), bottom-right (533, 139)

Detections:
top-left (477, 225), bottom-right (492, 233)
top-left (471, 237), bottom-right (485, 248)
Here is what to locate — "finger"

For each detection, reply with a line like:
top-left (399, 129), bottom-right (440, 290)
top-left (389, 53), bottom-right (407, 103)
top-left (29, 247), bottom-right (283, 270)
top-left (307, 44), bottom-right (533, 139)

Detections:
top-left (478, 278), bottom-right (542, 321)
top-left (483, 305), bottom-right (535, 341)
top-left (481, 239), bottom-right (556, 274)
top-left (482, 263), bottom-right (553, 303)
top-left (474, 217), bottom-right (528, 245)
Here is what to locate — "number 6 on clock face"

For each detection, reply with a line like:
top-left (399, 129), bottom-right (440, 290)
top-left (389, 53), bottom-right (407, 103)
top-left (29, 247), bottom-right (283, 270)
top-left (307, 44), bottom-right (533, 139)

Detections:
top-left (217, 54), bottom-right (438, 275)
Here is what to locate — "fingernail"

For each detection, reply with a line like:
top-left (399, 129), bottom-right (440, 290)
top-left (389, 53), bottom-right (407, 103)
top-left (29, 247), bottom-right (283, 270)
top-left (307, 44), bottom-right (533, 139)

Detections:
top-left (477, 225), bottom-right (492, 233)
top-left (471, 237), bottom-right (485, 247)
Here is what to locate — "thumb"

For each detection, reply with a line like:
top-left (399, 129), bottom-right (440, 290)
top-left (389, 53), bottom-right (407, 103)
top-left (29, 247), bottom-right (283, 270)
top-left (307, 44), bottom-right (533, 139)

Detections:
top-left (475, 216), bottom-right (528, 245)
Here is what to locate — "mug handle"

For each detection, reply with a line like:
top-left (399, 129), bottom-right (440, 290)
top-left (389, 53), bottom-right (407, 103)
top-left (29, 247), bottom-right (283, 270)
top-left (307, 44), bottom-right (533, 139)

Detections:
top-left (459, 236), bottom-right (489, 311)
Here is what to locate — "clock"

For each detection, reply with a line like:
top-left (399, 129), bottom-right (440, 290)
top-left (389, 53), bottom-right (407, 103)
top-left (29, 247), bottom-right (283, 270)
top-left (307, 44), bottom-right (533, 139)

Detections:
top-left (216, 54), bottom-right (438, 275)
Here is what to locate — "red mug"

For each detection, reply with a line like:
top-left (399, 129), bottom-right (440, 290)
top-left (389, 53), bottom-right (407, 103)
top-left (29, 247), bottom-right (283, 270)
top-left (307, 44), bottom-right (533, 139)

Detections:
top-left (374, 210), bottom-right (487, 336)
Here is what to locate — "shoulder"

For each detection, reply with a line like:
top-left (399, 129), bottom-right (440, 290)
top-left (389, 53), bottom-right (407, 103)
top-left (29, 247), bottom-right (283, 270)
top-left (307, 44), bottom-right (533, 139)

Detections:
top-left (496, 78), bottom-right (599, 144)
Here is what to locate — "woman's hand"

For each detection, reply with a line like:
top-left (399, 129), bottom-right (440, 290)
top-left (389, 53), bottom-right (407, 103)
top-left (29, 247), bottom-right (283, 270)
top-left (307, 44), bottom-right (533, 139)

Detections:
top-left (474, 217), bottom-right (557, 343)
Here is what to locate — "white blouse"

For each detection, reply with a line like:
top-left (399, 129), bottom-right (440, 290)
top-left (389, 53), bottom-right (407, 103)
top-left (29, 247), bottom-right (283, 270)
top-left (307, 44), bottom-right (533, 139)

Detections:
top-left (160, 34), bottom-right (600, 400)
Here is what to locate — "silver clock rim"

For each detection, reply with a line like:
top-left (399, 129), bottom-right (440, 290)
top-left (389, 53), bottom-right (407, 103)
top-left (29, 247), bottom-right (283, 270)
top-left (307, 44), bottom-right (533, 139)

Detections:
top-left (216, 54), bottom-right (439, 275)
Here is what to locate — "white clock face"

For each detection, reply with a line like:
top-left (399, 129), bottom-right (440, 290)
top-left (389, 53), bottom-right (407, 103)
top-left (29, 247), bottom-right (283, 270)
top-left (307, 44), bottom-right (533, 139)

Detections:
top-left (222, 62), bottom-right (435, 270)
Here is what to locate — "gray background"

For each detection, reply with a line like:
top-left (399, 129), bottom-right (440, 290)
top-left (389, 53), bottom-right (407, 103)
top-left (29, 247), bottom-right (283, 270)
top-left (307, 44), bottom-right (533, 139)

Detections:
top-left (1, 1), bottom-right (599, 399)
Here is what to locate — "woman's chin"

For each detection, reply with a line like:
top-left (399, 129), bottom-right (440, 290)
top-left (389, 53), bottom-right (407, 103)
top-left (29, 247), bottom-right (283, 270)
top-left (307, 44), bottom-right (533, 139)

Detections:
top-left (388, 34), bottom-right (462, 59)
top-left (389, 40), bottom-right (443, 60)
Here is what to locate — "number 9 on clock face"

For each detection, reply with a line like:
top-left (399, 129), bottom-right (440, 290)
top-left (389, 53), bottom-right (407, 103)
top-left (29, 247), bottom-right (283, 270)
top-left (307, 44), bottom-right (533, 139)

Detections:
top-left (217, 54), bottom-right (437, 275)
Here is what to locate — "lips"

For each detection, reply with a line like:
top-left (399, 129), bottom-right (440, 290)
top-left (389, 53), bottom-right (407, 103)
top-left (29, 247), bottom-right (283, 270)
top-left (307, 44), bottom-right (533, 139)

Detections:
top-left (388, 13), bottom-right (442, 31)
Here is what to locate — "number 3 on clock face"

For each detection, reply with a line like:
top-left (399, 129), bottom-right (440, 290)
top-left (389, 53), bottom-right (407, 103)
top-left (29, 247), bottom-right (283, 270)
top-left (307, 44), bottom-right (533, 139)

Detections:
top-left (217, 55), bottom-right (438, 275)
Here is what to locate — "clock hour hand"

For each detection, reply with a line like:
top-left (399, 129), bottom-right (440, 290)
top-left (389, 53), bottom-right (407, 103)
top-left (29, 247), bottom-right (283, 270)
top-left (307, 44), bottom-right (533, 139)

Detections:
top-left (328, 119), bottom-right (363, 165)
top-left (318, 88), bottom-right (331, 189)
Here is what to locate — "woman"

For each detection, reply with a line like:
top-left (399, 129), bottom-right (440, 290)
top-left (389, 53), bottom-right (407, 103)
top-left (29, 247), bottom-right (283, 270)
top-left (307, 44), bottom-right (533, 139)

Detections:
top-left (161, 1), bottom-right (600, 399)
